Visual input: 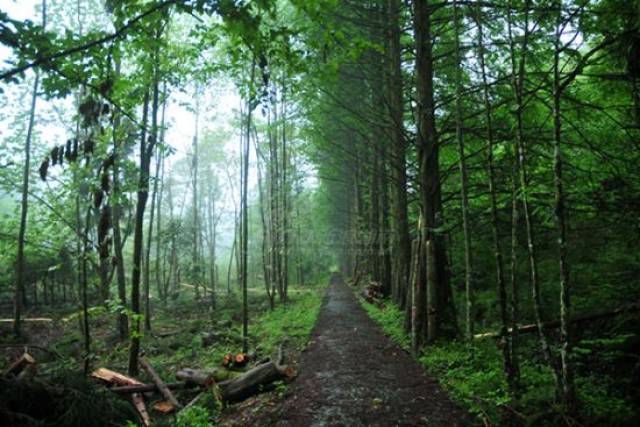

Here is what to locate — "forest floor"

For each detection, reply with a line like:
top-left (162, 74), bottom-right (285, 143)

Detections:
top-left (233, 274), bottom-right (470, 427)
top-left (0, 285), bottom-right (325, 426)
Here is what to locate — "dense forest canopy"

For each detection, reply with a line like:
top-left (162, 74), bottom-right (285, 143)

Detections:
top-left (1, 0), bottom-right (639, 426)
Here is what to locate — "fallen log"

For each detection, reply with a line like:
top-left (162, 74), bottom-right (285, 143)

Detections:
top-left (92, 368), bottom-right (143, 386)
top-left (140, 357), bottom-right (182, 410)
top-left (176, 368), bottom-right (215, 387)
top-left (474, 302), bottom-right (640, 340)
top-left (132, 393), bottom-right (151, 426)
top-left (0, 318), bottom-right (53, 323)
top-left (175, 368), bottom-right (238, 386)
top-left (217, 345), bottom-right (293, 402)
top-left (174, 345), bottom-right (294, 403)
top-left (91, 368), bottom-right (149, 426)
top-left (217, 360), bottom-right (295, 402)
top-left (3, 352), bottom-right (35, 377)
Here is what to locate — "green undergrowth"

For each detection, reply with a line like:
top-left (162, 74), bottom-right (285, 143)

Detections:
top-left (252, 287), bottom-right (325, 355)
top-left (134, 286), bottom-right (325, 426)
top-left (361, 298), bottom-right (411, 351)
top-left (360, 297), bottom-right (639, 426)
top-left (0, 285), bottom-right (326, 427)
top-left (0, 368), bottom-right (138, 427)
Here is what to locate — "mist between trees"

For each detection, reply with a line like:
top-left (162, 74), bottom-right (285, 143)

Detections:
top-left (1, 0), bottom-right (639, 425)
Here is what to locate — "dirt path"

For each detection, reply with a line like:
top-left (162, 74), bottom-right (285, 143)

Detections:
top-left (273, 275), bottom-right (470, 426)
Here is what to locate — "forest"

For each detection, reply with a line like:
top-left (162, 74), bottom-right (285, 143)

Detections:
top-left (0, 0), bottom-right (639, 426)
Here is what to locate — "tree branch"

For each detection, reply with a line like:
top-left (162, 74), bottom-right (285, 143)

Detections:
top-left (0, 0), bottom-right (178, 82)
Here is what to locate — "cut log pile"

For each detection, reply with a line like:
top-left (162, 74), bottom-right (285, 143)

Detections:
top-left (361, 281), bottom-right (384, 307)
top-left (222, 351), bottom-right (254, 368)
top-left (90, 345), bottom-right (295, 425)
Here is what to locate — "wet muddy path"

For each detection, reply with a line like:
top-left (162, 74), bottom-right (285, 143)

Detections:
top-left (273, 275), bottom-right (470, 426)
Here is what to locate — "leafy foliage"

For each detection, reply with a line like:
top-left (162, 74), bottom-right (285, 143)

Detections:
top-left (176, 405), bottom-right (214, 427)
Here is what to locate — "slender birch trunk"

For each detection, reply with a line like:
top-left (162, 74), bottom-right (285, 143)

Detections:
top-left (507, 0), bottom-right (559, 388)
top-left (553, 1), bottom-right (576, 407)
top-left (474, 2), bottom-right (519, 393)
top-left (14, 0), bottom-right (46, 338)
top-left (128, 88), bottom-right (152, 376)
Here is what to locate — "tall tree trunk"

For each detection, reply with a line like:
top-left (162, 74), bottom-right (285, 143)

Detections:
top-left (107, 18), bottom-right (128, 339)
top-left (169, 235), bottom-right (178, 298)
top-left (156, 84), bottom-right (167, 302)
top-left (295, 180), bottom-right (304, 286)
top-left (241, 62), bottom-right (256, 354)
top-left (128, 89), bottom-right (152, 376)
top-left (227, 234), bottom-right (236, 294)
top-left (379, 149), bottom-right (392, 298)
top-left (112, 89), bottom-right (128, 340)
top-left (271, 87), bottom-right (284, 300)
top-left (370, 140), bottom-right (381, 285)
top-left (268, 92), bottom-right (280, 302)
top-left (143, 46), bottom-right (162, 332)
top-left (98, 203), bottom-right (113, 304)
top-left (386, 0), bottom-right (410, 308)
top-left (369, 4), bottom-right (387, 294)
top-left (144, 142), bottom-right (160, 331)
top-left (255, 134), bottom-right (274, 308)
top-left (164, 174), bottom-right (172, 297)
top-left (192, 88), bottom-right (201, 301)
top-left (112, 174), bottom-right (128, 339)
top-left (453, 0), bottom-right (474, 340)
top-left (474, 2), bottom-right (519, 393)
top-left (351, 159), bottom-right (362, 280)
top-left (553, 3), bottom-right (575, 407)
top-left (210, 182), bottom-right (217, 310)
top-left (507, 0), bottom-right (559, 387)
top-left (281, 76), bottom-right (289, 301)
top-left (409, 238), bottom-right (421, 350)
top-left (81, 207), bottom-right (91, 374)
top-left (426, 240), bottom-right (438, 343)
top-left (14, 0), bottom-right (46, 337)
top-left (413, 0), bottom-right (455, 342)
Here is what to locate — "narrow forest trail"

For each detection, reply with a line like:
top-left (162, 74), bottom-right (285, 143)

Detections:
top-left (273, 275), bottom-right (470, 426)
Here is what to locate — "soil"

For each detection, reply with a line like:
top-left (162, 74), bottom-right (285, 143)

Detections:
top-left (242, 274), bottom-right (471, 427)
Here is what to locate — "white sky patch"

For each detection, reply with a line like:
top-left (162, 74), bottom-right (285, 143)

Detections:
top-left (0, 0), bottom-right (251, 253)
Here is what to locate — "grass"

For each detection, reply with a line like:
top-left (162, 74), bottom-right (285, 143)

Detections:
top-left (360, 299), bottom-right (411, 351)
top-left (252, 288), bottom-right (325, 355)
